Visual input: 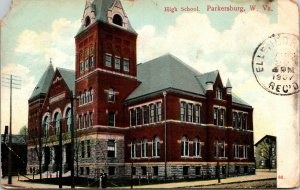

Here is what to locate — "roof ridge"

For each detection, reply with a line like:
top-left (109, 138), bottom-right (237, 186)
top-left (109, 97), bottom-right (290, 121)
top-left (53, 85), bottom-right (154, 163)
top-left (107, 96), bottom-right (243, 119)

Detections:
top-left (57, 67), bottom-right (75, 72)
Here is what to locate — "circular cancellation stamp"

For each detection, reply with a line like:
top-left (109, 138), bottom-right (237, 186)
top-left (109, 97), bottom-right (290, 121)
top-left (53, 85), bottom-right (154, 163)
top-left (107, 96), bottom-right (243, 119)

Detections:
top-left (252, 33), bottom-right (299, 96)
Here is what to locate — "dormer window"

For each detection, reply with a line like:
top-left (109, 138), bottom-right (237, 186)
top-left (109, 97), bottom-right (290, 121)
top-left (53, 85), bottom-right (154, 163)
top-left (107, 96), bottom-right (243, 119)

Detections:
top-left (113, 14), bottom-right (123, 26)
top-left (85, 16), bottom-right (91, 27)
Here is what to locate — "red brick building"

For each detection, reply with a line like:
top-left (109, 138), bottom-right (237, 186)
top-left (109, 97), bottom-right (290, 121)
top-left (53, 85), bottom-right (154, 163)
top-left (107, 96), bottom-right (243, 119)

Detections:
top-left (27, 0), bottom-right (255, 179)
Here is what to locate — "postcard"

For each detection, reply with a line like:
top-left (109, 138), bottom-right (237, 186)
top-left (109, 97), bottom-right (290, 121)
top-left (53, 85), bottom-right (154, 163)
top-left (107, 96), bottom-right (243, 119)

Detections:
top-left (0, 0), bottom-right (299, 189)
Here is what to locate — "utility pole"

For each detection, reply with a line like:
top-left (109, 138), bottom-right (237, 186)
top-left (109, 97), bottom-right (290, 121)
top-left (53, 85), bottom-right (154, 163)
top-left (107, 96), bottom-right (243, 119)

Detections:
top-left (1, 74), bottom-right (21, 185)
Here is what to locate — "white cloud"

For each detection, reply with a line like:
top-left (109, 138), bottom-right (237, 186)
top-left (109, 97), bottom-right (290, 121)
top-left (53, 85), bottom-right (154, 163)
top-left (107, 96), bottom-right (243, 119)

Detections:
top-left (1, 64), bottom-right (35, 134)
top-left (136, 2), bottom-right (298, 142)
top-left (15, 18), bottom-right (80, 69)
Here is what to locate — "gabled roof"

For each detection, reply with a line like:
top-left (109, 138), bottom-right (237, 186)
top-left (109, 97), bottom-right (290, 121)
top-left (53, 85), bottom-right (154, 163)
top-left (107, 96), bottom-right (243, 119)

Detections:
top-left (126, 54), bottom-right (205, 100)
top-left (77, 0), bottom-right (136, 35)
top-left (126, 53), bottom-right (251, 108)
top-left (255, 135), bottom-right (276, 146)
top-left (57, 68), bottom-right (75, 94)
top-left (29, 64), bottom-right (55, 102)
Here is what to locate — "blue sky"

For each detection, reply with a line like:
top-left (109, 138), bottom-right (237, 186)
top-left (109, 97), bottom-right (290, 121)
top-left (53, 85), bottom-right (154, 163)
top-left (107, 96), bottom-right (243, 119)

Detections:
top-left (0, 0), bottom-right (298, 144)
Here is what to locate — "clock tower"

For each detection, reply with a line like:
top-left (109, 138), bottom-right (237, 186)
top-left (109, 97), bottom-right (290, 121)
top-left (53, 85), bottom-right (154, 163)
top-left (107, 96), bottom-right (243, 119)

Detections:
top-left (75, 0), bottom-right (139, 128)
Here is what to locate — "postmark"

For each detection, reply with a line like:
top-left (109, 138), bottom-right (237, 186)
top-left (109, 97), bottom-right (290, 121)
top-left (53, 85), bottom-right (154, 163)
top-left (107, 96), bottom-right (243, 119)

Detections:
top-left (252, 33), bottom-right (299, 96)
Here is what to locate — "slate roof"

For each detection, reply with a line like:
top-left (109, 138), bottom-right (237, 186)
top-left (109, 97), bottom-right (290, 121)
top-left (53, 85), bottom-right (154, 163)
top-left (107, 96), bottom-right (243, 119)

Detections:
top-left (254, 135), bottom-right (276, 146)
top-left (29, 66), bottom-right (75, 102)
top-left (57, 68), bottom-right (75, 94)
top-left (126, 54), bottom-right (251, 107)
top-left (77, 0), bottom-right (136, 35)
top-left (29, 64), bottom-right (55, 101)
top-left (1, 135), bottom-right (27, 145)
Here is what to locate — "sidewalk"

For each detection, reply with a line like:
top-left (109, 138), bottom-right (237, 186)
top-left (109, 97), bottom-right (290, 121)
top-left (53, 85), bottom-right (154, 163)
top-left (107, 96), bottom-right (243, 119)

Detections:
top-left (127, 171), bottom-right (277, 189)
top-left (1, 171), bottom-right (276, 189)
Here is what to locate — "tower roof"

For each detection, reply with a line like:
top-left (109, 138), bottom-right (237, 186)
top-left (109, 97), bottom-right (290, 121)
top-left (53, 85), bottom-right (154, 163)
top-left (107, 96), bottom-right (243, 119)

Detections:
top-left (29, 63), bottom-right (55, 102)
top-left (77, 0), bottom-right (136, 35)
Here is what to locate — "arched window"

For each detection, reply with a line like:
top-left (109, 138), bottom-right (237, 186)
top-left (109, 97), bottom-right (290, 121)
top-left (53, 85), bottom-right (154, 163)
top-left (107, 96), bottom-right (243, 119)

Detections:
top-left (85, 16), bottom-right (91, 27)
top-left (152, 136), bottom-right (160, 157)
top-left (131, 139), bottom-right (136, 158)
top-left (54, 112), bottom-right (62, 135)
top-left (112, 14), bottom-right (123, 26)
top-left (141, 138), bottom-right (147, 158)
top-left (66, 108), bottom-right (71, 133)
top-left (193, 137), bottom-right (201, 157)
top-left (42, 116), bottom-right (50, 137)
top-left (181, 136), bottom-right (189, 157)
top-left (79, 92), bottom-right (82, 105)
top-left (85, 90), bottom-right (89, 103)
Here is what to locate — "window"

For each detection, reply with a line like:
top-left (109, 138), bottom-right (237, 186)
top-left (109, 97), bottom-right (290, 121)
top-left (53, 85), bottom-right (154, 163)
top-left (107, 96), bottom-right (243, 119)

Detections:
top-left (108, 88), bottom-right (115, 103)
top-left (54, 112), bottom-right (62, 135)
top-left (187, 104), bottom-right (193, 122)
top-left (260, 160), bottom-right (265, 166)
top-left (219, 109), bottom-right (225, 126)
top-left (85, 59), bottom-right (89, 70)
top-left (108, 112), bottom-right (115, 127)
top-left (132, 167), bottom-right (136, 175)
top-left (216, 88), bottom-right (222, 100)
top-left (131, 139), bottom-right (136, 158)
top-left (105, 54), bottom-right (112, 67)
top-left (80, 167), bottom-right (84, 175)
top-left (181, 136), bottom-right (189, 157)
top-left (143, 106), bottom-right (148, 124)
top-left (108, 167), bottom-right (115, 176)
top-left (89, 55), bottom-right (95, 68)
top-left (123, 59), bottom-right (129, 72)
top-left (87, 140), bottom-right (91, 157)
top-left (156, 102), bottom-right (162, 122)
top-left (214, 139), bottom-right (218, 158)
top-left (234, 143), bottom-right (239, 158)
top-left (80, 61), bottom-right (84, 73)
top-left (195, 166), bottom-right (201, 176)
top-left (243, 114), bottom-right (247, 130)
top-left (243, 145), bottom-right (247, 159)
top-left (136, 107), bottom-right (142, 125)
top-left (141, 138), bottom-right (147, 158)
top-left (149, 104), bottom-right (155, 123)
top-left (130, 109), bottom-right (136, 126)
top-left (195, 105), bottom-right (200, 124)
top-left (113, 14), bottom-right (123, 26)
top-left (107, 140), bottom-right (116, 158)
top-left (180, 102), bottom-right (186, 121)
top-left (214, 108), bottom-right (218, 126)
top-left (238, 112), bottom-right (243, 129)
top-left (86, 167), bottom-right (90, 175)
top-left (85, 16), bottom-right (91, 27)
top-left (83, 114), bottom-right (87, 128)
top-left (153, 166), bottom-right (158, 176)
top-left (183, 166), bottom-right (189, 175)
top-left (78, 116), bottom-right (82, 129)
top-left (193, 138), bottom-right (201, 157)
top-left (43, 116), bottom-right (50, 137)
top-left (89, 88), bottom-right (93, 102)
top-left (115, 57), bottom-right (120, 70)
top-left (141, 166), bottom-right (147, 176)
top-left (221, 140), bottom-right (226, 157)
top-left (272, 147), bottom-right (276, 156)
top-left (232, 112), bottom-right (237, 128)
top-left (81, 141), bottom-right (85, 158)
top-left (152, 136), bottom-right (160, 157)
top-left (89, 112), bottom-right (93, 128)
top-left (66, 108), bottom-right (71, 132)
